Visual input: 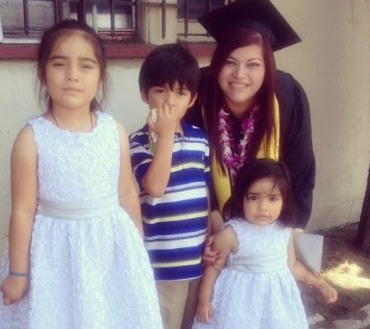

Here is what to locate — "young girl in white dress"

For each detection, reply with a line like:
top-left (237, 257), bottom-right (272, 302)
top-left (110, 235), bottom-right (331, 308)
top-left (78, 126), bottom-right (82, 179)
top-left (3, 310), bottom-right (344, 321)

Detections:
top-left (0, 19), bottom-right (162, 329)
top-left (192, 159), bottom-right (337, 329)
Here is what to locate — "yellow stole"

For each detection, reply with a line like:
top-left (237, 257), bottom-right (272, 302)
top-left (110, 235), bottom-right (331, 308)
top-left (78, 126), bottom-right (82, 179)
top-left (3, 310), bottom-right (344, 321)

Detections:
top-left (211, 97), bottom-right (280, 213)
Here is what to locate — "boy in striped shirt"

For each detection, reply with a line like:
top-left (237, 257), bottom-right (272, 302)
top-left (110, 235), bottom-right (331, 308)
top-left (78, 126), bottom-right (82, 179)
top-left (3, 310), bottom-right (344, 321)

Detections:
top-left (129, 43), bottom-right (211, 329)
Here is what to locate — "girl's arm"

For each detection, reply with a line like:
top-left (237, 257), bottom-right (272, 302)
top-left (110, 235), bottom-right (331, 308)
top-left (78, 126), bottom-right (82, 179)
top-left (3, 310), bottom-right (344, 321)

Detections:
top-left (141, 105), bottom-right (177, 197)
top-left (196, 226), bottom-right (238, 323)
top-left (1, 125), bottom-right (37, 305)
top-left (117, 123), bottom-right (143, 236)
top-left (287, 230), bottom-right (337, 304)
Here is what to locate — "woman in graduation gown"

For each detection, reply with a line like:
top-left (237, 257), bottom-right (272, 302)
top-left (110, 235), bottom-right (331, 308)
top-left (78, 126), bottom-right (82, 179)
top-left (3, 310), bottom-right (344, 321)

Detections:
top-left (185, 0), bottom-right (315, 230)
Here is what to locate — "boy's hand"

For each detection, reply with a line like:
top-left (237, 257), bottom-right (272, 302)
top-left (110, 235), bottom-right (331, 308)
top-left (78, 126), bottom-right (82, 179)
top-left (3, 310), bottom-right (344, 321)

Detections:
top-left (1, 275), bottom-right (28, 305)
top-left (147, 104), bottom-right (177, 138)
top-left (196, 301), bottom-right (214, 323)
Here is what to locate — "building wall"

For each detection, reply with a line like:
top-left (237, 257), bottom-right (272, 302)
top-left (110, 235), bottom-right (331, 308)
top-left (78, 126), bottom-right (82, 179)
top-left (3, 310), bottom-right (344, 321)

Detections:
top-left (0, 0), bottom-right (370, 254)
top-left (274, 0), bottom-right (370, 230)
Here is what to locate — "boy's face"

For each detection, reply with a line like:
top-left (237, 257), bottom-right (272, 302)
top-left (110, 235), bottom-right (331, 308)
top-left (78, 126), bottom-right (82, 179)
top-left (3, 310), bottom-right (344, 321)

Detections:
top-left (141, 82), bottom-right (197, 122)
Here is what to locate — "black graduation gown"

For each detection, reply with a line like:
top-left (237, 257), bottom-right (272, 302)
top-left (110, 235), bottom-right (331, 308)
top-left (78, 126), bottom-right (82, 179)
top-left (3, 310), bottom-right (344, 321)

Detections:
top-left (184, 70), bottom-right (315, 229)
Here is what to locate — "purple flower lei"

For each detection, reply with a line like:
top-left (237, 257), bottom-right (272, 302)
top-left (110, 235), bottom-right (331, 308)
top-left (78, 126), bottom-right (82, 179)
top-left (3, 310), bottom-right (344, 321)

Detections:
top-left (218, 106), bottom-right (260, 183)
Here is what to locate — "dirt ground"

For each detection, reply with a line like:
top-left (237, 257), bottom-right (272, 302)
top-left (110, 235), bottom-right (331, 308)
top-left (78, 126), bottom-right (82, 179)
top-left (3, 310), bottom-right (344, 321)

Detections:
top-left (300, 222), bottom-right (370, 323)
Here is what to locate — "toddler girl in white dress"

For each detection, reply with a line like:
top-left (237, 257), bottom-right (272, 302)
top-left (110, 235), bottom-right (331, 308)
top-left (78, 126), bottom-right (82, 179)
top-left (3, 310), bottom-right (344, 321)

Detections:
top-left (193, 159), bottom-right (337, 329)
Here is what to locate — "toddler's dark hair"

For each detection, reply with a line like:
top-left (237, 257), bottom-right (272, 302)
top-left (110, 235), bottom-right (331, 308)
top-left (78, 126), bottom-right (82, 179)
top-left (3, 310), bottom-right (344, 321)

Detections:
top-left (139, 43), bottom-right (200, 98)
top-left (223, 158), bottom-right (295, 227)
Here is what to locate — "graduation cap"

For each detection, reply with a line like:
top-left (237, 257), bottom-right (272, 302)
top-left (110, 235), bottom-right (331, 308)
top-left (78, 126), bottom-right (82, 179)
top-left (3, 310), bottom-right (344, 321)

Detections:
top-left (198, 0), bottom-right (301, 51)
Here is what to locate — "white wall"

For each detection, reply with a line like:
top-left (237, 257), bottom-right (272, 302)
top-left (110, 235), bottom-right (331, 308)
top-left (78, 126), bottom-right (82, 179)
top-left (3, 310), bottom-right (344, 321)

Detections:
top-left (274, 0), bottom-right (370, 230)
top-left (1, 0), bottom-right (370, 254)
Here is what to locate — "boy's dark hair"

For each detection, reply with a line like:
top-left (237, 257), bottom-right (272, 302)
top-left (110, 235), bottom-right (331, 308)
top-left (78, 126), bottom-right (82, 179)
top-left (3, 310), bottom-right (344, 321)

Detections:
top-left (223, 158), bottom-right (295, 227)
top-left (139, 43), bottom-right (200, 98)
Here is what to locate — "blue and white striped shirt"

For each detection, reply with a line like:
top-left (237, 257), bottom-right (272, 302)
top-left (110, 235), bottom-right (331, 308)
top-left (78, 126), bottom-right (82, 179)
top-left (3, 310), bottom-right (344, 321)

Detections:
top-left (129, 122), bottom-right (211, 281)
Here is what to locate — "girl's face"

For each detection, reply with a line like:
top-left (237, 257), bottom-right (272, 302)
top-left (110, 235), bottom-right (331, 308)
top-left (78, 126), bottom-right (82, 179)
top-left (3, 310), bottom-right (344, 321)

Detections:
top-left (45, 33), bottom-right (101, 113)
top-left (217, 44), bottom-right (265, 118)
top-left (243, 177), bottom-right (283, 227)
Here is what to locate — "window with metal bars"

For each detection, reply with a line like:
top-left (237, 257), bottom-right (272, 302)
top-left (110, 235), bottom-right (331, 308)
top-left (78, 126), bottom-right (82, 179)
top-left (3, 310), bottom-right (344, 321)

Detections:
top-left (0, 0), bottom-right (227, 44)
top-left (0, 0), bottom-right (136, 43)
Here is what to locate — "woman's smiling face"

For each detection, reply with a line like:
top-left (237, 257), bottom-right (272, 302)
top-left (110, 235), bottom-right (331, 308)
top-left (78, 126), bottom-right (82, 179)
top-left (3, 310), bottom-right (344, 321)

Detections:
top-left (217, 44), bottom-right (265, 117)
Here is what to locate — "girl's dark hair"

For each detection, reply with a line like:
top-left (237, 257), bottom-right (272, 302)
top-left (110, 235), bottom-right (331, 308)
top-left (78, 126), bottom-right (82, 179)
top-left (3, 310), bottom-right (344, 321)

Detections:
top-left (139, 43), bottom-right (200, 98)
top-left (37, 19), bottom-right (108, 112)
top-left (223, 158), bottom-right (295, 227)
top-left (200, 28), bottom-right (277, 174)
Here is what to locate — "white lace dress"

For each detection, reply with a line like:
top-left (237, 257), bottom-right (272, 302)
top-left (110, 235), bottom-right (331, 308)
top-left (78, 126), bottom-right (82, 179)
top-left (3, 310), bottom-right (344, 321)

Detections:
top-left (0, 112), bottom-right (163, 329)
top-left (192, 219), bottom-right (309, 329)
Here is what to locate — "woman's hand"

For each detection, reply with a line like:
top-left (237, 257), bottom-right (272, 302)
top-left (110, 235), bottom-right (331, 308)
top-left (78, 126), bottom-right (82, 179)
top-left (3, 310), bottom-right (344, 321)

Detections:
top-left (196, 300), bottom-right (214, 323)
top-left (202, 236), bottom-right (220, 266)
top-left (1, 275), bottom-right (28, 305)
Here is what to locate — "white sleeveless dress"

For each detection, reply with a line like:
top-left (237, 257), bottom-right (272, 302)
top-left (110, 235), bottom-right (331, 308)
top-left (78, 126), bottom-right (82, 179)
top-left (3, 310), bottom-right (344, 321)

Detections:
top-left (0, 112), bottom-right (163, 329)
top-left (192, 219), bottom-right (309, 329)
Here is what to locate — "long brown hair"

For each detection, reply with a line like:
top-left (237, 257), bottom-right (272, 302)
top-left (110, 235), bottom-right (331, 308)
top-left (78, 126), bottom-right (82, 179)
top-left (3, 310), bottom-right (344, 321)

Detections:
top-left (200, 28), bottom-right (277, 174)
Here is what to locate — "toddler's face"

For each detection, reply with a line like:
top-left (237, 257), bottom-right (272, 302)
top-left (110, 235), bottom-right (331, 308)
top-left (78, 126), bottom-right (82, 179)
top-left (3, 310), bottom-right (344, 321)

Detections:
top-left (243, 178), bottom-right (283, 227)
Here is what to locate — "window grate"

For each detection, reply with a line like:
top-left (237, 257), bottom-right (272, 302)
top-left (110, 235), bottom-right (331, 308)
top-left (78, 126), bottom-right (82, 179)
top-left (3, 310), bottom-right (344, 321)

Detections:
top-left (178, 0), bottom-right (228, 40)
top-left (0, 0), bottom-right (137, 42)
top-left (0, 0), bottom-right (227, 43)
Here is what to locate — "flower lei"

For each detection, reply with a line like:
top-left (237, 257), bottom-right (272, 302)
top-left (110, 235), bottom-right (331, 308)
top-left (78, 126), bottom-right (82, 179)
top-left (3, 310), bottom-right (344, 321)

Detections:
top-left (218, 106), bottom-right (260, 183)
